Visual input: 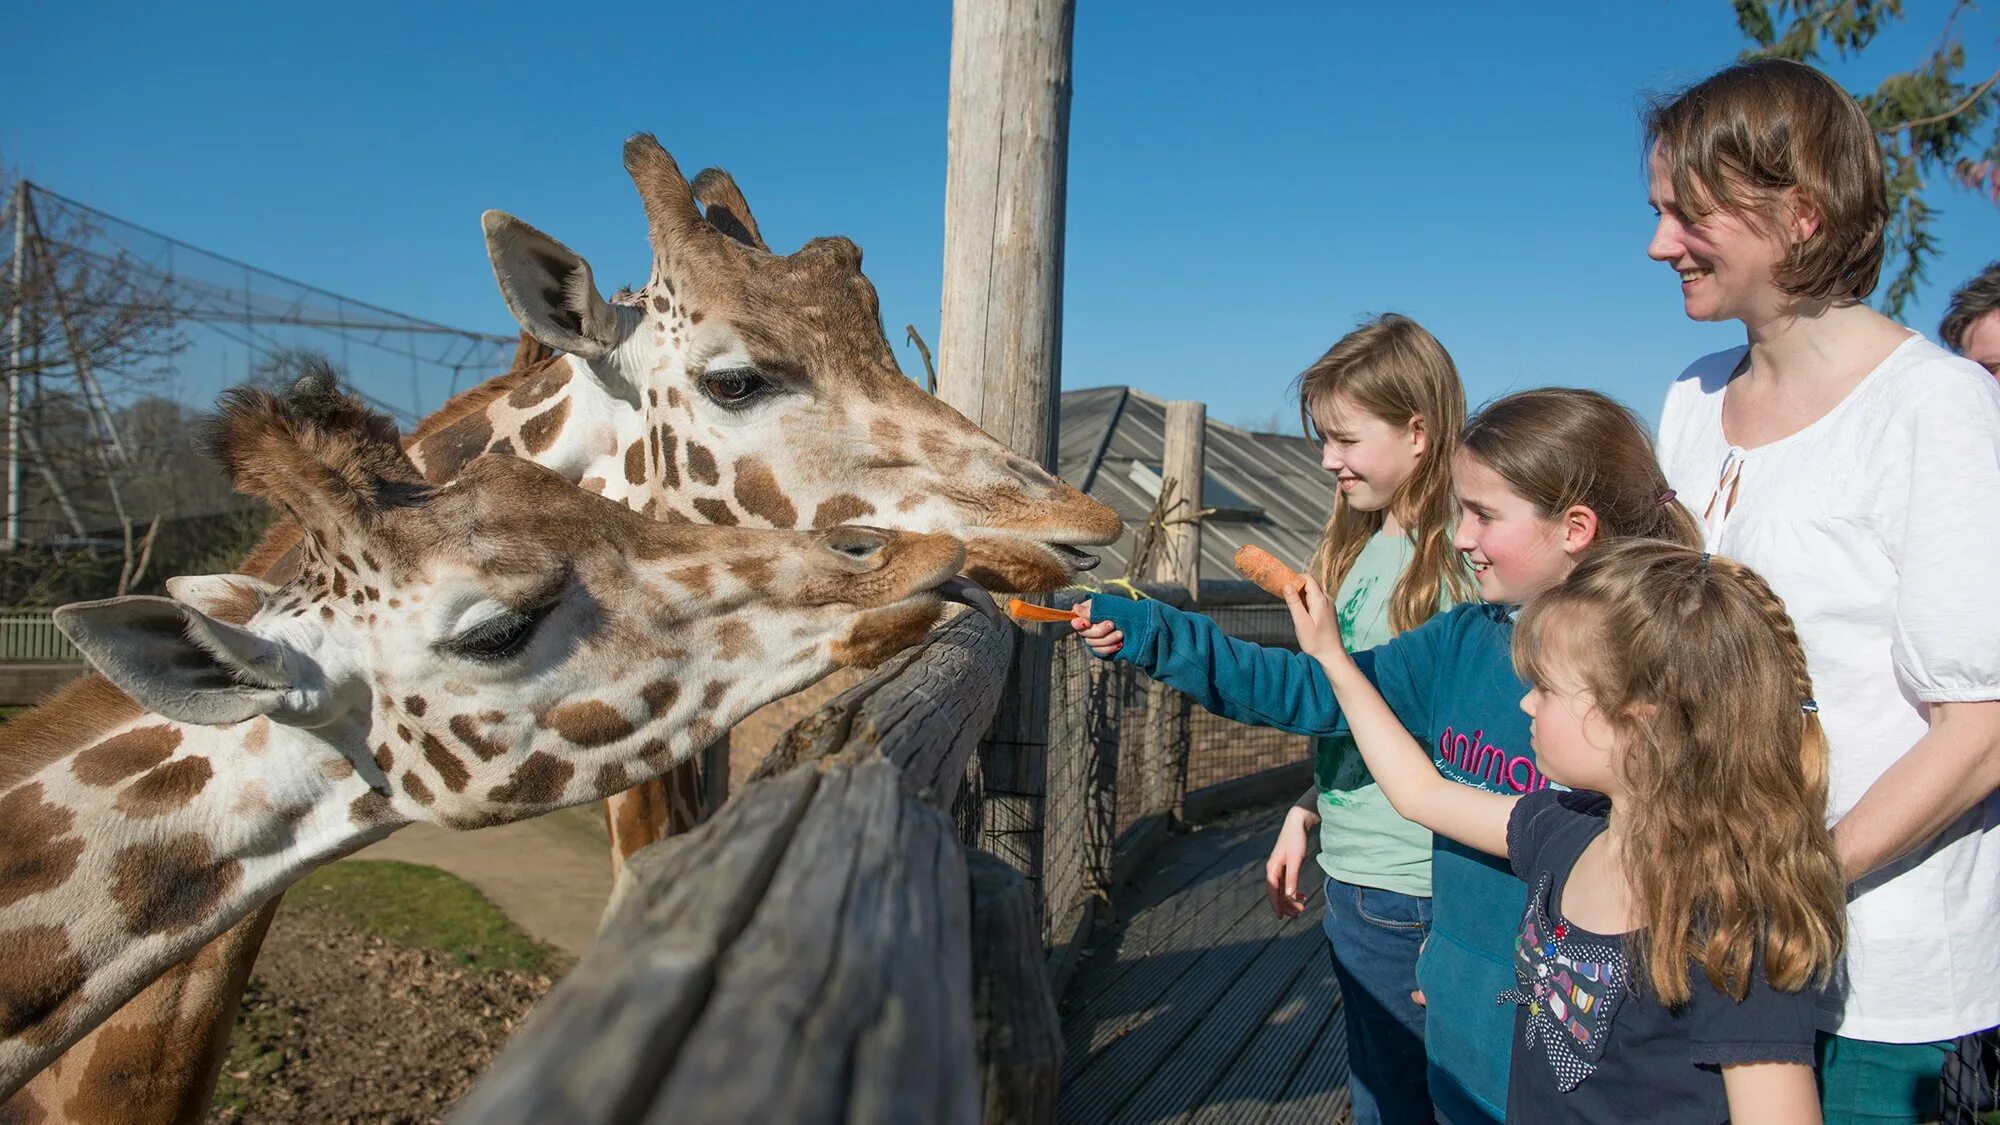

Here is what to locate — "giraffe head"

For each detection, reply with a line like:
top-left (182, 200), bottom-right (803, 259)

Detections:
top-left (478, 133), bottom-right (1122, 594)
top-left (52, 370), bottom-right (979, 828)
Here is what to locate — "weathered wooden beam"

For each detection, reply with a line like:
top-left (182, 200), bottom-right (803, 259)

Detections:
top-left (967, 849), bottom-right (1064, 1123)
top-left (454, 611), bottom-right (1023, 1124)
top-left (752, 607), bottom-right (1014, 801)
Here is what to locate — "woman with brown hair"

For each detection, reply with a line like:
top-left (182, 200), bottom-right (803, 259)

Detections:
top-left (1649, 57), bottom-right (2000, 1123)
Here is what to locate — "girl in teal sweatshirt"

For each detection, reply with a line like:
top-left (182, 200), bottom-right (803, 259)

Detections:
top-left (1076, 388), bottom-right (1699, 1124)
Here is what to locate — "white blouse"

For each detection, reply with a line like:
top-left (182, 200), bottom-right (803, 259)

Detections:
top-left (1658, 334), bottom-right (2000, 1043)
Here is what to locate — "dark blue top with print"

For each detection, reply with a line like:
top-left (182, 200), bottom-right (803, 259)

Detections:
top-left (1504, 789), bottom-right (1817, 1123)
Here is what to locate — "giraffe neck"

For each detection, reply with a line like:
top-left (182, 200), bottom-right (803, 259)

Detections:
top-left (0, 710), bottom-right (392, 1096)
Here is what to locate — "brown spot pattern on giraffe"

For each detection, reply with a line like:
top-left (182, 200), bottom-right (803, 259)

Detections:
top-left (487, 753), bottom-right (574, 805)
top-left (727, 556), bottom-right (776, 588)
top-left (421, 734), bottom-right (472, 792)
top-left (732, 458), bottom-right (797, 528)
top-left (54, 1012), bottom-right (207, 1122)
top-left (701, 681), bottom-right (729, 709)
top-left (684, 442), bottom-right (719, 486)
top-left (669, 564), bottom-right (714, 596)
top-left (692, 498), bottom-right (737, 525)
top-left (1, 1084), bottom-right (49, 1124)
top-left (541, 701), bottom-right (635, 748)
top-left (113, 757), bottom-right (214, 818)
top-left (415, 412), bottom-right (494, 480)
top-left (594, 762), bottom-right (630, 795)
top-left (349, 791), bottom-right (396, 827)
top-left (505, 365), bottom-right (570, 409)
top-left (70, 724), bottom-right (182, 786)
top-left (641, 679), bottom-right (680, 717)
top-left (658, 426), bottom-right (679, 489)
top-left (812, 493), bottom-right (877, 529)
top-left (624, 438), bottom-right (647, 485)
top-left (402, 695), bottom-right (427, 718)
top-left (448, 714), bottom-right (507, 761)
top-left (0, 784), bottom-right (81, 910)
top-left (109, 837), bottom-right (242, 936)
top-left (401, 771), bottom-right (435, 806)
top-left (0, 925), bottom-right (84, 1042)
top-left (374, 742), bottom-right (395, 774)
top-left (518, 398), bottom-right (571, 455)
top-left (711, 619), bottom-right (757, 661)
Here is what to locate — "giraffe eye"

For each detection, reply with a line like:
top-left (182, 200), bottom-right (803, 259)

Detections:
top-left (440, 600), bottom-right (558, 663)
top-left (699, 367), bottom-right (772, 409)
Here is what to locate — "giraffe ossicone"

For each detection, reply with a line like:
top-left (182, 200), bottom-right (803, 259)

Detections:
top-left (0, 369), bottom-right (976, 1098)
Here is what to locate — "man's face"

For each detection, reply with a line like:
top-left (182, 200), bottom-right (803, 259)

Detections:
top-left (1962, 310), bottom-right (2000, 379)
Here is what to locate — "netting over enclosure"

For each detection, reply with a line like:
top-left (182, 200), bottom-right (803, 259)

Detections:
top-left (0, 181), bottom-right (515, 553)
top-left (0, 181), bottom-right (516, 599)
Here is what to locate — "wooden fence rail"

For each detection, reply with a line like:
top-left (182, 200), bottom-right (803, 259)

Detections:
top-left (0, 611), bottom-right (79, 662)
top-left (452, 607), bottom-right (1062, 1124)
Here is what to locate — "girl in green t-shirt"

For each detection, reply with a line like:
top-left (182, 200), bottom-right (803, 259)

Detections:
top-left (1263, 313), bottom-right (1476, 1125)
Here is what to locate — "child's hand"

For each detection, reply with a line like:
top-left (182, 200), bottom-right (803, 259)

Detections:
top-left (1283, 576), bottom-right (1346, 666)
top-left (1265, 804), bottom-right (1320, 918)
top-left (1070, 598), bottom-right (1124, 658)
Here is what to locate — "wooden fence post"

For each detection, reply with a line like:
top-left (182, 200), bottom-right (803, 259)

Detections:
top-left (936, 0), bottom-right (1076, 910)
top-left (1142, 402), bottom-right (1203, 826)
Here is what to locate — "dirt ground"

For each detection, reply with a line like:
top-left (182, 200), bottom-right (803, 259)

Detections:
top-left (207, 901), bottom-right (563, 1124)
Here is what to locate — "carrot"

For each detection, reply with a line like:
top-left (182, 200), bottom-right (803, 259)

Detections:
top-left (1234, 545), bottom-right (1307, 601)
top-left (1006, 597), bottom-right (1079, 623)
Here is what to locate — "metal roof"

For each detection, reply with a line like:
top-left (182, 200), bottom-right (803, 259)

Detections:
top-left (1056, 386), bottom-right (1330, 583)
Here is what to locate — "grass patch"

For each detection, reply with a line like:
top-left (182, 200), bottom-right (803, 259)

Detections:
top-left (211, 977), bottom-right (295, 1117)
top-left (287, 860), bottom-right (562, 974)
top-left (0, 706), bottom-right (27, 722)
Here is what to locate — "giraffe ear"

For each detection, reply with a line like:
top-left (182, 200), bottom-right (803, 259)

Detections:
top-left (165, 574), bottom-right (280, 624)
top-left (483, 211), bottom-right (620, 361)
top-left (55, 596), bottom-right (332, 728)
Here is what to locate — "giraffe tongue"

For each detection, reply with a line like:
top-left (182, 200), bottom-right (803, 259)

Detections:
top-left (1052, 544), bottom-right (1101, 571)
top-left (937, 576), bottom-right (1004, 625)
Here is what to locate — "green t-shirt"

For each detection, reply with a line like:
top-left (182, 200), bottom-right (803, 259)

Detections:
top-left (1312, 530), bottom-right (1450, 896)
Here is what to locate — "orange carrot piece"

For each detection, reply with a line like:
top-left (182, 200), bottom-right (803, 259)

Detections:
top-left (1006, 598), bottom-right (1078, 623)
top-left (1234, 545), bottom-right (1307, 600)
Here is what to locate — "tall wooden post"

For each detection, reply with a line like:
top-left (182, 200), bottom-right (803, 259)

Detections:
top-left (936, 0), bottom-right (1075, 911)
top-left (1158, 401), bottom-right (1206, 601)
top-left (1143, 402), bottom-right (1205, 826)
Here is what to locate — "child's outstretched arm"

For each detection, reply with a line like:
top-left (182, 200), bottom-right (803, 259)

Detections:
top-left (1068, 596), bottom-right (1351, 736)
top-left (1286, 577), bottom-right (1514, 858)
top-left (1721, 1062), bottom-right (1820, 1124)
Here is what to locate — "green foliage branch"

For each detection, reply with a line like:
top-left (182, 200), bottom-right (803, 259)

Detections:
top-left (1733, 0), bottom-right (1999, 315)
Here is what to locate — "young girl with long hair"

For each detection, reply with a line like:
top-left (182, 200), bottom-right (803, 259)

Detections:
top-left (1075, 388), bottom-right (1697, 1123)
top-left (1646, 58), bottom-right (2000, 1120)
top-left (1290, 539), bottom-right (1844, 1123)
top-left (1262, 313), bottom-right (1475, 1125)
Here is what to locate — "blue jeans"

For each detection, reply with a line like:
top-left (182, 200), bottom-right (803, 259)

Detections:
top-left (1323, 875), bottom-right (1435, 1125)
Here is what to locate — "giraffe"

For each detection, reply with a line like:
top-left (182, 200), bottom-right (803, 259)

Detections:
top-left (0, 372), bottom-right (981, 1107)
top-left (262, 134), bottom-right (1121, 866)
top-left (11, 132), bottom-right (1123, 1124)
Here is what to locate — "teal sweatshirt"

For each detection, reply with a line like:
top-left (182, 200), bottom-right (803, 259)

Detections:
top-left (1088, 595), bottom-right (1546, 1124)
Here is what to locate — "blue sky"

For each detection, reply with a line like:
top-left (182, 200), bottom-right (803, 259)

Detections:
top-left (7, 1), bottom-right (1996, 430)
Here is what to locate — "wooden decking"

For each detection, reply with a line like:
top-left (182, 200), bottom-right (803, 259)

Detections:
top-left (1058, 806), bottom-right (1353, 1124)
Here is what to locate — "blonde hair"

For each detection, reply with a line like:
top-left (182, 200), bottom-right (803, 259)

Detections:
top-left (1645, 58), bottom-right (1888, 303)
top-left (1514, 540), bottom-right (1845, 1005)
top-left (1461, 388), bottom-right (1701, 550)
top-left (1294, 313), bottom-right (1475, 633)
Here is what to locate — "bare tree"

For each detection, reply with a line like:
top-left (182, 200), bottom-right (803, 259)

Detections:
top-left (3, 162), bottom-right (192, 596)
